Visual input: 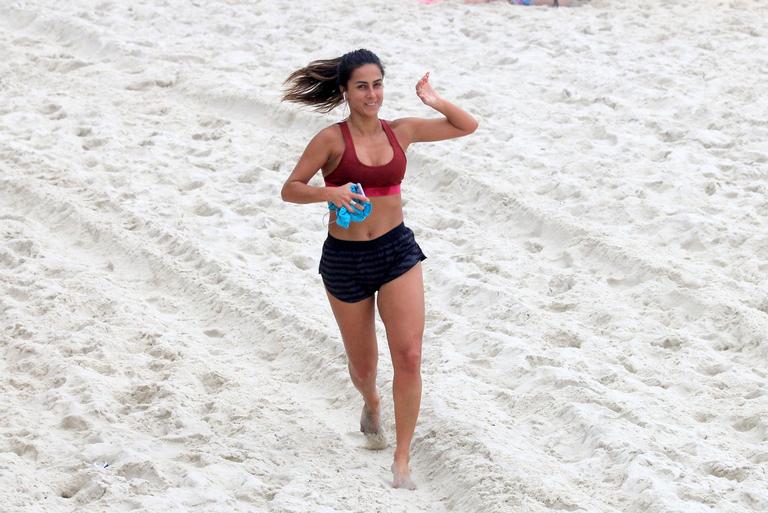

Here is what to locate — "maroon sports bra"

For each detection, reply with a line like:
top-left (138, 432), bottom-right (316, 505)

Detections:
top-left (323, 120), bottom-right (406, 197)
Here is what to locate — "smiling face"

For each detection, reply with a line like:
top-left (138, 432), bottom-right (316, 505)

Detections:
top-left (341, 63), bottom-right (384, 118)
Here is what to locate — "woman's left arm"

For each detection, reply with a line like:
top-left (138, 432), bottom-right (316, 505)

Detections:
top-left (393, 72), bottom-right (479, 144)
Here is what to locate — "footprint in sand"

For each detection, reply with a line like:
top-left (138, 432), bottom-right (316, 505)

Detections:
top-left (694, 411), bottom-right (716, 423)
top-left (8, 324), bottom-right (34, 340)
top-left (548, 274), bottom-right (575, 296)
top-left (60, 415), bottom-right (90, 431)
top-left (192, 201), bottom-right (222, 217)
top-left (45, 56), bottom-right (93, 74)
top-left (199, 371), bottom-right (229, 394)
top-left (526, 354), bottom-right (561, 368)
top-left (7, 286), bottom-right (31, 302)
top-left (545, 329), bottom-right (583, 349)
top-left (59, 469), bottom-right (107, 503)
top-left (115, 460), bottom-right (168, 489)
top-left (122, 383), bottom-right (162, 408)
top-left (731, 415), bottom-right (767, 442)
top-left (191, 130), bottom-right (225, 141)
top-left (525, 240), bottom-right (543, 253)
top-left (237, 169), bottom-right (263, 184)
top-left (650, 335), bottom-right (685, 351)
top-left (145, 296), bottom-right (179, 314)
top-left (9, 438), bottom-right (39, 461)
top-left (702, 461), bottom-right (751, 482)
top-left (290, 254), bottom-right (314, 271)
top-left (546, 302), bottom-right (577, 313)
top-left (0, 248), bottom-right (20, 269)
top-left (82, 138), bottom-right (108, 151)
top-left (179, 180), bottom-right (204, 192)
top-left (698, 363), bottom-right (728, 376)
top-left (198, 116), bottom-right (230, 129)
top-left (40, 103), bottom-right (66, 120)
top-left (125, 78), bottom-right (176, 91)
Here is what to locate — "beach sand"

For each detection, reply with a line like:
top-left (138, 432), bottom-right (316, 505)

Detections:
top-left (1, 0), bottom-right (767, 511)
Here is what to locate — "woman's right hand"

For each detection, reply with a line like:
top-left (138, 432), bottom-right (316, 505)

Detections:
top-left (325, 183), bottom-right (369, 212)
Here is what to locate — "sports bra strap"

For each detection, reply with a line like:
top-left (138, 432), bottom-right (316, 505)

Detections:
top-left (338, 120), bottom-right (354, 147)
top-left (380, 120), bottom-right (404, 155)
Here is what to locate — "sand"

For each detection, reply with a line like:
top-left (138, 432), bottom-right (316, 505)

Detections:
top-left (1, 0), bottom-right (767, 511)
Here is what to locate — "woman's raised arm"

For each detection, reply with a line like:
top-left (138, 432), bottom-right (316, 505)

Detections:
top-left (393, 72), bottom-right (479, 145)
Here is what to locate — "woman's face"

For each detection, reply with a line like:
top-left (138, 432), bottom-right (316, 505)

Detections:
top-left (343, 63), bottom-right (384, 117)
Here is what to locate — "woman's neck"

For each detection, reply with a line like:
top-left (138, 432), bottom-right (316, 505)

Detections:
top-left (346, 114), bottom-right (381, 137)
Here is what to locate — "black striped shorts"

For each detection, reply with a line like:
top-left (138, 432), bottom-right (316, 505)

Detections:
top-left (319, 223), bottom-right (427, 303)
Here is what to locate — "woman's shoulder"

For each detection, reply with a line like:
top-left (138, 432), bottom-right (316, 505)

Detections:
top-left (305, 123), bottom-right (343, 147)
top-left (385, 117), bottom-right (419, 142)
top-left (304, 123), bottom-right (345, 160)
top-left (314, 122), bottom-right (345, 142)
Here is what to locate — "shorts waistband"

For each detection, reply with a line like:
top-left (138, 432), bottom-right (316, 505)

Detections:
top-left (325, 222), bottom-right (408, 251)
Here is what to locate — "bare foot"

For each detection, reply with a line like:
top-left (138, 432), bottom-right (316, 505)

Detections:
top-left (360, 404), bottom-right (387, 450)
top-left (391, 461), bottom-right (417, 490)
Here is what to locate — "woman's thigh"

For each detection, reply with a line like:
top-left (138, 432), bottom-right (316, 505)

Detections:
top-left (326, 291), bottom-right (378, 371)
top-left (376, 263), bottom-right (425, 358)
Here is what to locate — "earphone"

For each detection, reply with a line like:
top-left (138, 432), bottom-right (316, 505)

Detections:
top-left (341, 91), bottom-right (349, 119)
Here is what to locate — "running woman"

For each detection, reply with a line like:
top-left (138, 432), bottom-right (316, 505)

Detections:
top-left (280, 49), bottom-right (478, 489)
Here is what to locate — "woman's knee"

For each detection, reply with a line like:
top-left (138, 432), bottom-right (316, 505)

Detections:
top-left (348, 360), bottom-right (377, 383)
top-left (392, 344), bottom-right (422, 375)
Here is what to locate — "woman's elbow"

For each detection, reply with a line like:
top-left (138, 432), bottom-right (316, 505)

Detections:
top-left (467, 117), bottom-right (479, 134)
top-left (459, 117), bottom-right (478, 137)
top-left (280, 182), bottom-right (292, 202)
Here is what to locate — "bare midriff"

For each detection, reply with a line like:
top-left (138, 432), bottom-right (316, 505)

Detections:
top-left (328, 194), bottom-right (403, 241)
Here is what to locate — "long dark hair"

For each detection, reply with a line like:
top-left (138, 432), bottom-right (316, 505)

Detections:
top-left (282, 49), bottom-right (385, 113)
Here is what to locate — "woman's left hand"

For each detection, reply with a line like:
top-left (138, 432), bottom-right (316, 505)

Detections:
top-left (416, 72), bottom-right (441, 108)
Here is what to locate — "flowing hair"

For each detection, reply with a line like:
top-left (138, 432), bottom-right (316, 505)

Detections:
top-left (282, 49), bottom-right (385, 113)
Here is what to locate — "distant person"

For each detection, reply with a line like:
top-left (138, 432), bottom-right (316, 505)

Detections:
top-left (465, 0), bottom-right (578, 6)
top-left (281, 49), bottom-right (478, 489)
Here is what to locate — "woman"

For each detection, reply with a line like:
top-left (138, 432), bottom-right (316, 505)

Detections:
top-left (280, 49), bottom-right (477, 490)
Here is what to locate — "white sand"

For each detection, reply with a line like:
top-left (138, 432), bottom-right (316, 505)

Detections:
top-left (1, 0), bottom-right (767, 511)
